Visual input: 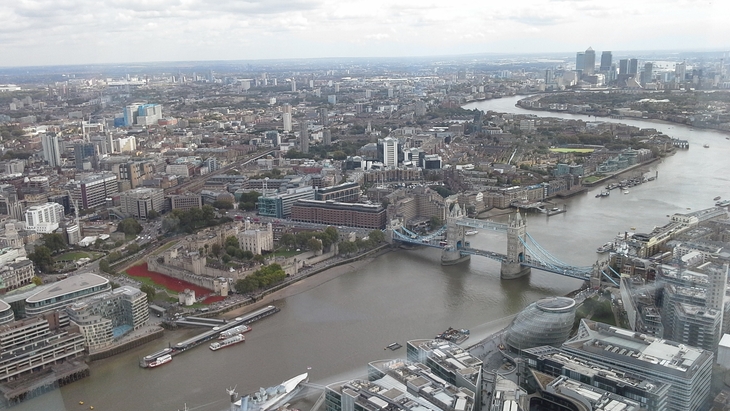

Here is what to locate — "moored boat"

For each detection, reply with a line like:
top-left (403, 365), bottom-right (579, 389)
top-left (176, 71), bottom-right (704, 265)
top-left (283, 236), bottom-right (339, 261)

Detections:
top-left (147, 354), bottom-right (172, 368)
top-left (714, 196), bottom-right (721, 201)
top-left (717, 200), bottom-right (730, 207)
top-left (219, 325), bottom-right (252, 339)
top-left (210, 334), bottom-right (245, 351)
top-left (465, 230), bottom-right (478, 236)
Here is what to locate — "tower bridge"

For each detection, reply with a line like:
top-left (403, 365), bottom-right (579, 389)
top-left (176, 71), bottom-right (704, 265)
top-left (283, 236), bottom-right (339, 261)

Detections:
top-left (390, 205), bottom-right (617, 286)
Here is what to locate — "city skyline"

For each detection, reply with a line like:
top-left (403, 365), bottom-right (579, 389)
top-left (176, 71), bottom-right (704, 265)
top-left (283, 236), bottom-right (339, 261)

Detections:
top-left (1, 0), bottom-right (728, 67)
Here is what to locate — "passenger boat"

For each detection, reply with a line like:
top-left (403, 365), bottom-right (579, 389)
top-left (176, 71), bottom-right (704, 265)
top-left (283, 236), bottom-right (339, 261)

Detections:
top-left (465, 230), bottom-right (478, 236)
top-left (704, 144), bottom-right (710, 148)
top-left (210, 334), bottom-right (245, 351)
top-left (219, 325), bottom-right (252, 339)
top-left (714, 196), bottom-right (721, 201)
top-left (716, 200), bottom-right (730, 207)
top-left (623, 190), bottom-right (629, 194)
top-left (147, 354), bottom-right (172, 368)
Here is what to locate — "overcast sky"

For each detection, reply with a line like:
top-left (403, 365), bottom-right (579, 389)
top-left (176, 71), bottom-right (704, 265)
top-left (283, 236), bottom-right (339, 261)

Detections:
top-left (1, 0), bottom-right (728, 67)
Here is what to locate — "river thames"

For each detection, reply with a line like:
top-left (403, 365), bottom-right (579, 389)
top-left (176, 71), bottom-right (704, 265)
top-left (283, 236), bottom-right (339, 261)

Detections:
top-left (19, 95), bottom-right (730, 411)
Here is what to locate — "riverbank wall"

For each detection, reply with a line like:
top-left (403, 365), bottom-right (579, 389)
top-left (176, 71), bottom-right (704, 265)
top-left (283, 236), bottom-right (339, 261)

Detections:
top-left (88, 327), bottom-right (165, 361)
top-left (516, 101), bottom-right (730, 135)
top-left (582, 157), bottom-right (661, 187)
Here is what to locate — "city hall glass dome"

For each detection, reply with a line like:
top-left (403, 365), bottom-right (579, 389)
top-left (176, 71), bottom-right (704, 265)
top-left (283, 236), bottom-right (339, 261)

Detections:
top-left (505, 297), bottom-right (577, 352)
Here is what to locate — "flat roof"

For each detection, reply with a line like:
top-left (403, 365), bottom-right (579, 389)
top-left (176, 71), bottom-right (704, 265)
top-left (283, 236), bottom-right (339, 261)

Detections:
top-left (0, 299), bottom-right (9, 312)
top-left (26, 273), bottom-right (109, 304)
top-left (720, 334), bottom-right (730, 349)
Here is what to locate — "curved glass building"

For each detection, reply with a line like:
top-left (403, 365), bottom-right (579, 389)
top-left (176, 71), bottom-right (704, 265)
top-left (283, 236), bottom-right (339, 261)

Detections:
top-left (505, 297), bottom-right (576, 352)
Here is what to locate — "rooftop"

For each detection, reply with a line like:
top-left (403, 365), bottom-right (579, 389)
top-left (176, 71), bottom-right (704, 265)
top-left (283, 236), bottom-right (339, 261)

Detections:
top-left (26, 273), bottom-right (109, 304)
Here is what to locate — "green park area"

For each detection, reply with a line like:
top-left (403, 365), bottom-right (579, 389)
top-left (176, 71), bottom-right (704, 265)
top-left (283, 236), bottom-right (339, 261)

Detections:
top-left (56, 251), bottom-right (104, 262)
top-left (549, 148), bottom-right (595, 153)
top-left (582, 175), bottom-right (606, 184)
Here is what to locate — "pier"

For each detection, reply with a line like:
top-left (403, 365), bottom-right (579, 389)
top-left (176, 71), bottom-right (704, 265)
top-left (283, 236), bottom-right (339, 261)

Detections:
top-left (140, 305), bottom-right (280, 367)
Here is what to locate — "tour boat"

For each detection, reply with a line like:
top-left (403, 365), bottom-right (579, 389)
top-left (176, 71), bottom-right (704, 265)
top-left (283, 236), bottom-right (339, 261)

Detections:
top-left (210, 334), bottom-right (245, 351)
top-left (148, 354), bottom-right (172, 368)
top-left (465, 230), bottom-right (478, 236)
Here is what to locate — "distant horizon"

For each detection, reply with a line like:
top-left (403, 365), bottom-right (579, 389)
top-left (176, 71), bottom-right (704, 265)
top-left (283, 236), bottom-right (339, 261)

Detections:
top-left (2, 0), bottom-right (728, 68)
top-left (1, 47), bottom-right (728, 72)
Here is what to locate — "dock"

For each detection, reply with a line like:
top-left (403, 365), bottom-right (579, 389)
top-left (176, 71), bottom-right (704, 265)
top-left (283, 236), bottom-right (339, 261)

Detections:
top-left (140, 305), bottom-right (280, 367)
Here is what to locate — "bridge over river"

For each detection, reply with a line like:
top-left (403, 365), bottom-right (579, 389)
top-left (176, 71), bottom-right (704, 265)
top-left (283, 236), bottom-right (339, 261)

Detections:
top-left (389, 205), bottom-right (618, 286)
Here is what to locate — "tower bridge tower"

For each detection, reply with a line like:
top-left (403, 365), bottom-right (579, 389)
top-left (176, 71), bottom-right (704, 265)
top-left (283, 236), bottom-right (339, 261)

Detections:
top-left (501, 212), bottom-right (531, 279)
top-left (441, 203), bottom-right (471, 265)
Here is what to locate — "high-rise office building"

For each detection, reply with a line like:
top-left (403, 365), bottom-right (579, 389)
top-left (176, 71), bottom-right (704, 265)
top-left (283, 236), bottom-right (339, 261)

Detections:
top-left (659, 264), bottom-right (729, 352)
top-left (676, 62), bottom-right (687, 82)
top-left (74, 142), bottom-right (96, 171)
top-left (575, 52), bottom-right (585, 73)
top-left (68, 173), bottom-right (119, 210)
top-left (642, 62), bottom-right (654, 85)
top-left (323, 128), bottom-right (331, 145)
top-left (299, 121), bottom-right (309, 154)
top-left (545, 69), bottom-right (554, 83)
top-left (67, 285), bottom-right (149, 351)
top-left (119, 187), bottom-right (165, 219)
top-left (41, 134), bottom-right (61, 168)
top-left (563, 319), bottom-right (713, 411)
top-left (24, 202), bottom-right (65, 234)
top-left (381, 137), bottom-right (398, 168)
top-left (619, 59), bottom-right (629, 75)
top-left (600, 51), bottom-right (612, 71)
top-left (583, 47), bottom-right (595, 75)
top-left (629, 58), bottom-right (639, 75)
top-left (319, 107), bottom-right (328, 126)
top-left (291, 79), bottom-right (296, 92)
top-left (135, 104), bottom-right (162, 126)
top-left (282, 104), bottom-right (292, 132)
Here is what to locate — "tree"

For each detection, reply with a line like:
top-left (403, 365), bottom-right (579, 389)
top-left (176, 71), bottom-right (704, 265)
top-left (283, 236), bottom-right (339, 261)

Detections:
top-left (235, 277), bottom-right (259, 293)
top-left (239, 191), bottom-right (260, 205)
top-left (339, 241), bottom-right (357, 255)
top-left (225, 236), bottom-right (240, 249)
top-left (323, 226), bottom-right (339, 244)
top-left (147, 209), bottom-right (160, 219)
top-left (140, 284), bottom-right (156, 300)
top-left (279, 233), bottom-right (296, 249)
top-left (429, 216), bottom-right (443, 228)
top-left (99, 259), bottom-right (112, 274)
top-left (213, 199), bottom-right (234, 210)
top-left (211, 243), bottom-right (222, 257)
top-left (118, 218), bottom-right (143, 236)
top-left (368, 230), bottom-right (385, 244)
top-left (31, 276), bottom-right (43, 286)
top-left (42, 233), bottom-right (67, 253)
top-left (162, 215), bottom-right (180, 233)
top-left (28, 246), bottom-right (54, 273)
top-left (127, 243), bottom-right (141, 254)
top-left (307, 238), bottom-right (323, 252)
